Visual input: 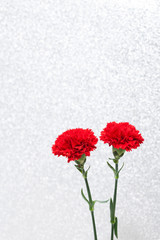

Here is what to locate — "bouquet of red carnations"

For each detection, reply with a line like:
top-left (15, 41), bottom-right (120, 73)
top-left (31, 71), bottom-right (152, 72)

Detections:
top-left (52, 122), bottom-right (144, 240)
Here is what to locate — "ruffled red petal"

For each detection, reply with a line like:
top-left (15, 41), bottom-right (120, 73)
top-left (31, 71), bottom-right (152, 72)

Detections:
top-left (100, 122), bottom-right (144, 151)
top-left (52, 128), bottom-right (98, 162)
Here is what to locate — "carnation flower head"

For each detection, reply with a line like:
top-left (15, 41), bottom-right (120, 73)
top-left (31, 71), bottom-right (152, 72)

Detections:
top-left (100, 122), bottom-right (144, 151)
top-left (52, 128), bottom-right (98, 162)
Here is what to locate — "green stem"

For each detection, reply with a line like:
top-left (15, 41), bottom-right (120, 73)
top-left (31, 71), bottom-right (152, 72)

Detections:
top-left (84, 172), bottom-right (98, 240)
top-left (111, 163), bottom-right (118, 240)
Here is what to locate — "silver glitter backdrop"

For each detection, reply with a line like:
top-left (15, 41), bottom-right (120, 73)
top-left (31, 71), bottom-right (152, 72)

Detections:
top-left (0, 0), bottom-right (160, 239)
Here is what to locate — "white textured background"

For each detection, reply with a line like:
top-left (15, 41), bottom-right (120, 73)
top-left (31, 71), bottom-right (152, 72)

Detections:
top-left (0, 0), bottom-right (160, 239)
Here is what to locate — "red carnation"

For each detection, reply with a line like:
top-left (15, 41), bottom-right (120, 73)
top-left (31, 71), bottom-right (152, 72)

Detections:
top-left (52, 128), bottom-right (98, 162)
top-left (100, 122), bottom-right (144, 151)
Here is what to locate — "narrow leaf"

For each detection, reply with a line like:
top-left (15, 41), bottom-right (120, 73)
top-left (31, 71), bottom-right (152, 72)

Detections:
top-left (84, 166), bottom-right (91, 178)
top-left (110, 198), bottom-right (114, 223)
top-left (118, 162), bottom-right (124, 174)
top-left (114, 217), bottom-right (118, 238)
top-left (107, 162), bottom-right (116, 174)
top-left (81, 189), bottom-right (89, 204)
top-left (94, 199), bottom-right (109, 204)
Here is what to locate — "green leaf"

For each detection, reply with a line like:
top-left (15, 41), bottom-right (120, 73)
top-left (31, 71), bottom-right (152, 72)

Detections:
top-left (81, 188), bottom-right (89, 204)
top-left (114, 217), bottom-right (118, 238)
top-left (107, 162), bottom-right (119, 179)
top-left (110, 198), bottom-right (114, 223)
top-left (84, 166), bottom-right (90, 178)
top-left (107, 162), bottom-right (116, 174)
top-left (118, 162), bottom-right (124, 174)
top-left (94, 199), bottom-right (109, 204)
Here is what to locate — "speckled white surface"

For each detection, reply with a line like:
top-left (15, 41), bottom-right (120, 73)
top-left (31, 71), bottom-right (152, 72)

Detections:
top-left (0, 0), bottom-right (160, 239)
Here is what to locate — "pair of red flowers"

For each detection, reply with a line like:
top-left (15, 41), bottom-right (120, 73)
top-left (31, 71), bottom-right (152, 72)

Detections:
top-left (52, 122), bottom-right (144, 163)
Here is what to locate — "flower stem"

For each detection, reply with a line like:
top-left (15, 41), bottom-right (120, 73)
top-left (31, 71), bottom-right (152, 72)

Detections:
top-left (84, 172), bottom-right (98, 240)
top-left (111, 163), bottom-right (118, 240)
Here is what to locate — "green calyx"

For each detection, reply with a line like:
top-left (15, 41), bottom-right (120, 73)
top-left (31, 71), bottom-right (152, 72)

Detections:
top-left (76, 154), bottom-right (86, 165)
top-left (75, 154), bottom-right (87, 175)
top-left (112, 146), bottom-right (125, 163)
